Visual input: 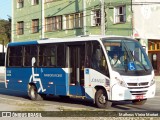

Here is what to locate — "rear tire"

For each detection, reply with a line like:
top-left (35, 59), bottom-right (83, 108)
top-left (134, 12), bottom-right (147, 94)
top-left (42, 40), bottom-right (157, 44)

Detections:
top-left (95, 89), bottom-right (112, 109)
top-left (132, 99), bottom-right (147, 105)
top-left (28, 85), bottom-right (43, 101)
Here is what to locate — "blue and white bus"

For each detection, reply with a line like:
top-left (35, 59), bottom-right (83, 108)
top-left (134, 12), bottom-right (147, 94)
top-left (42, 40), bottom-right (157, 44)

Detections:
top-left (5, 36), bottom-right (156, 108)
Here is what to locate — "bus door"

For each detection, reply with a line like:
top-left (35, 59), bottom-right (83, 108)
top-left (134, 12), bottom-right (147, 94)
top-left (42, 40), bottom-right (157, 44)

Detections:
top-left (67, 45), bottom-right (85, 96)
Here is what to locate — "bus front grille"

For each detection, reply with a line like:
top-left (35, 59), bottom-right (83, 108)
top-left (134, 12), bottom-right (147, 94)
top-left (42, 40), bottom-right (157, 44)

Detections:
top-left (130, 90), bottom-right (148, 95)
top-left (127, 82), bottom-right (149, 86)
top-left (128, 86), bottom-right (149, 89)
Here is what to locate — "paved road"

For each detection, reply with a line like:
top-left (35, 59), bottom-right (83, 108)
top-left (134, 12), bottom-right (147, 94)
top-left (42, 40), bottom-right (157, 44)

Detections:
top-left (0, 79), bottom-right (159, 111)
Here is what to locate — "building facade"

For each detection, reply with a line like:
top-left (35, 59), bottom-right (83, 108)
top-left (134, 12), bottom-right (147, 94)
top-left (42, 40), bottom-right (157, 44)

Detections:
top-left (12, 0), bottom-right (132, 42)
top-left (133, 0), bottom-right (160, 75)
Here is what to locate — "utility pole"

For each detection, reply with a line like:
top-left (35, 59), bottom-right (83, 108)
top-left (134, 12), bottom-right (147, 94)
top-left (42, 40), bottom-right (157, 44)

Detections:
top-left (41, 0), bottom-right (45, 39)
top-left (11, 0), bottom-right (14, 42)
top-left (83, 0), bottom-right (87, 35)
top-left (100, 0), bottom-right (105, 35)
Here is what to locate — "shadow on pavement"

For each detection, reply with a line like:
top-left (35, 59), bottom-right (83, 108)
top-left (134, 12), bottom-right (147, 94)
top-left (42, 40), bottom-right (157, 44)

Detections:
top-left (0, 82), bottom-right (155, 111)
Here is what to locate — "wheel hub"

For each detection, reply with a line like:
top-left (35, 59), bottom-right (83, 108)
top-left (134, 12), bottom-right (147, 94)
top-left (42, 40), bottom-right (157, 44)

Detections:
top-left (99, 94), bottom-right (106, 104)
top-left (31, 88), bottom-right (36, 98)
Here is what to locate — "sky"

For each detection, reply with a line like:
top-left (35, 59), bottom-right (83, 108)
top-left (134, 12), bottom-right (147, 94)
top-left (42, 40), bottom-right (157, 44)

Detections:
top-left (0, 0), bottom-right (11, 20)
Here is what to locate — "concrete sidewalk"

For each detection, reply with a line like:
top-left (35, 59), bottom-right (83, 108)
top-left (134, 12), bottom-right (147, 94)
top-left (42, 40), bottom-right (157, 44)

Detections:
top-left (155, 76), bottom-right (160, 80)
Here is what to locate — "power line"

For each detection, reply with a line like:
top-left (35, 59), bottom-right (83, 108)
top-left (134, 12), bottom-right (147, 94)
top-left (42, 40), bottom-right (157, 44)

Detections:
top-left (1, 1), bottom-right (159, 21)
top-left (11, 2), bottom-right (103, 30)
top-left (11, 1), bottom-right (160, 39)
top-left (13, 0), bottom-right (77, 20)
top-left (13, 1), bottom-right (160, 20)
top-left (12, 0), bottom-right (133, 27)
top-left (12, 0), bottom-right (160, 22)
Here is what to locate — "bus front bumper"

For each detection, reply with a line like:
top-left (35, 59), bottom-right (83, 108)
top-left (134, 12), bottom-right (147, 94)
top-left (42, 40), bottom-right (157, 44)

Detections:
top-left (110, 83), bottom-right (156, 101)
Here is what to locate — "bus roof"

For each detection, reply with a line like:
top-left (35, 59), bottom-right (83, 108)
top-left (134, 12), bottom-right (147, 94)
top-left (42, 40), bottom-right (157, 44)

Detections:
top-left (8, 35), bottom-right (134, 47)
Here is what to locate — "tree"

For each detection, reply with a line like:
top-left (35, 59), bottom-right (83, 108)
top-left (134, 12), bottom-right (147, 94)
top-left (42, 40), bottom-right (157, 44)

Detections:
top-left (0, 18), bottom-right (11, 46)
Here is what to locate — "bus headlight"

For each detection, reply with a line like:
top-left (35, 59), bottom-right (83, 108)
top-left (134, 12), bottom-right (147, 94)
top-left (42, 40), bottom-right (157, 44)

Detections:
top-left (119, 80), bottom-right (127, 87)
top-left (115, 77), bottom-right (127, 87)
top-left (150, 79), bottom-right (155, 86)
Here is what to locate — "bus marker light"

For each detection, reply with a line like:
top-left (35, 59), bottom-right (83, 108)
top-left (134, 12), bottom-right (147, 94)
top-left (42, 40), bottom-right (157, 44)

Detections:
top-left (18, 80), bottom-right (22, 83)
top-left (49, 82), bottom-right (53, 84)
top-left (6, 80), bottom-right (9, 83)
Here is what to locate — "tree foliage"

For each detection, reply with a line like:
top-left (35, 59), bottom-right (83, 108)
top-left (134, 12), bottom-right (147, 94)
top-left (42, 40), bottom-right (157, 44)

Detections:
top-left (0, 19), bottom-right (11, 46)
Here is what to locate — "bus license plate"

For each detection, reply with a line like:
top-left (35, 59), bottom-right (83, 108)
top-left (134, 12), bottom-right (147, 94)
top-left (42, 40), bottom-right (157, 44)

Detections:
top-left (135, 95), bottom-right (144, 99)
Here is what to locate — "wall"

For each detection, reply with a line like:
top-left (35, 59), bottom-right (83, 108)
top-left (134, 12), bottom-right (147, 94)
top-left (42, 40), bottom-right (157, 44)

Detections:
top-left (133, 0), bottom-right (160, 40)
top-left (12, 0), bottom-right (42, 42)
top-left (12, 0), bottom-right (132, 41)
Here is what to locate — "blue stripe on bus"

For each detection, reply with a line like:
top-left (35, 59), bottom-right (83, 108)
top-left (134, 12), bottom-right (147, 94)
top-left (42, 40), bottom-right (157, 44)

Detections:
top-left (8, 41), bottom-right (38, 47)
top-left (6, 67), bottom-right (86, 97)
top-left (6, 68), bottom-right (68, 95)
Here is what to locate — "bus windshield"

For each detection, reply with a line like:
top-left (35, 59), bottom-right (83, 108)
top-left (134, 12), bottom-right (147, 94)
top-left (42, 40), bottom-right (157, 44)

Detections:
top-left (102, 38), bottom-right (152, 75)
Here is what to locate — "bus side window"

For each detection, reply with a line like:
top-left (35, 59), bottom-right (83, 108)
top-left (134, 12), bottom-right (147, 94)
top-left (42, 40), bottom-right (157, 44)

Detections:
top-left (8, 46), bottom-right (23, 67)
top-left (24, 45), bottom-right (37, 67)
top-left (57, 44), bottom-right (65, 67)
top-left (91, 41), bottom-right (109, 76)
top-left (91, 48), bottom-right (101, 71)
top-left (85, 42), bottom-right (92, 68)
top-left (38, 45), bottom-right (44, 66)
top-left (39, 45), bottom-right (56, 67)
top-left (50, 47), bottom-right (56, 66)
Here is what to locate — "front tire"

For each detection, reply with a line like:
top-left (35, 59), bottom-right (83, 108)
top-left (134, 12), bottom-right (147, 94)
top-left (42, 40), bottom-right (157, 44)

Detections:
top-left (95, 89), bottom-right (112, 109)
top-left (132, 99), bottom-right (147, 105)
top-left (28, 85), bottom-right (43, 101)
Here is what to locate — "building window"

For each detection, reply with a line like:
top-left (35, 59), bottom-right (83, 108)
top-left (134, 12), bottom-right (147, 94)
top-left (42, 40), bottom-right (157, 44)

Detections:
top-left (75, 13), bottom-right (83, 28)
top-left (32, 19), bottom-right (39, 33)
top-left (31, 0), bottom-right (39, 5)
top-left (114, 5), bottom-right (126, 24)
top-left (91, 9), bottom-right (101, 26)
top-left (45, 16), bottom-right (62, 32)
top-left (65, 13), bottom-right (83, 29)
top-left (148, 41), bottom-right (160, 51)
top-left (17, 0), bottom-right (24, 8)
top-left (17, 21), bottom-right (24, 35)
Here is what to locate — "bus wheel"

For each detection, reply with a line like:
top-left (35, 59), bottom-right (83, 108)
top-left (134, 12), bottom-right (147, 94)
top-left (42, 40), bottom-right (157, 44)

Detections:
top-left (95, 89), bottom-right (112, 109)
top-left (28, 85), bottom-right (43, 101)
top-left (132, 99), bottom-right (147, 105)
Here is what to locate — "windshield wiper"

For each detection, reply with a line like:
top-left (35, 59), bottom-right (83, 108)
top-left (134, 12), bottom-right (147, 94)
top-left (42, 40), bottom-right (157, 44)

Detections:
top-left (135, 60), bottom-right (148, 72)
top-left (122, 40), bottom-right (148, 72)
